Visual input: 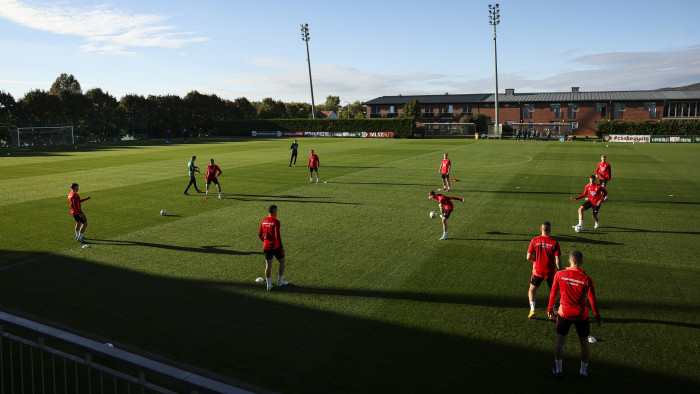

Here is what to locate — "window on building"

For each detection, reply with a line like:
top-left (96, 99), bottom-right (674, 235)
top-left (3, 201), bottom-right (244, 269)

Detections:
top-left (567, 103), bottom-right (579, 118)
top-left (596, 103), bottom-right (607, 118)
top-left (644, 102), bottom-right (657, 118)
top-left (424, 105), bottom-right (434, 118)
top-left (389, 105), bottom-right (395, 113)
top-left (570, 122), bottom-right (579, 129)
top-left (463, 105), bottom-right (472, 115)
top-left (372, 106), bottom-right (380, 114)
top-left (550, 104), bottom-right (561, 118)
top-left (524, 104), bottom-right (534, 119)
top-left (613, 103), bottom-right (626, 118)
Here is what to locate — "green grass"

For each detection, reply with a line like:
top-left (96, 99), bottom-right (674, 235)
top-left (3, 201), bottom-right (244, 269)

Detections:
top-left (1, 138), bottom-right (699, 393)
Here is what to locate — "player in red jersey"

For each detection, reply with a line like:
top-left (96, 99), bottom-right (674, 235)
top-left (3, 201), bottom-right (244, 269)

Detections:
top-left (595, 155), bottom-right (611, 202)
top-left (569, 175), bottom-right (607, 231)
top-left (258, 205), bottom-right (288, 291)
top-left (205, 159), bottom-right (222, 199)
top-left (428, 190), bottom-right (465, 240)
top-left (439, 153), bottom-right (452, 191)
top-left (526, 221), bottom-right (561, 319)
top-left (547, 250), bottom-right (601, 380)
top-left (68, 183), bottom-right (90, 243)
top-left (308, 149), bottom-right (320, 183)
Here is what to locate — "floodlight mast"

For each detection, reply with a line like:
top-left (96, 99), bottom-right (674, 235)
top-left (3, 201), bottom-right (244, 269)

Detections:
top-left (301, 23), bottom-right (316, 119)
top-left (488, 4), bottom-right (500, 134)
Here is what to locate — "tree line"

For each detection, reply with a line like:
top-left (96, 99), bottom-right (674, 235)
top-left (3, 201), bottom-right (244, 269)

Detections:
top-left (0, 73), bottom-right (367, 142)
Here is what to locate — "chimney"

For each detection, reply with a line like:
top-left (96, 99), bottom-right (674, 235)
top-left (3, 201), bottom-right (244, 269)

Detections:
top-left (572, 87), bottom-right (580, 92)
top-left (505, 88), bottom-right (515, 95)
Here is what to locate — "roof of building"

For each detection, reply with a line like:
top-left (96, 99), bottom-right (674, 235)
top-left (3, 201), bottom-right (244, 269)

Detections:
top-left (363, 89), bottom-right (700, 105)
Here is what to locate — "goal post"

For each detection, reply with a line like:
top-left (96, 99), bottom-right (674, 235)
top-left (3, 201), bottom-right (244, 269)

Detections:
top-left (423, 123), bottom-right (477, 138)
top-left (15, 126), bottom-right (74, 147)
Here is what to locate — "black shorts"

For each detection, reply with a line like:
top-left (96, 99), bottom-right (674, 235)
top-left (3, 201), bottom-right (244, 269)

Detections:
top-left (442, 208), bottom-right (453, 219)
top-left (206, 178), bottom-right (219, 185)
top-left (556, 315), bottom-right (590, 338)
top-left (73, 214), bottom-right (86, 224)
top-left (530, 274), bottom-right (553, 288)
top-left (582, 201), bottom-right (600, 215)
top-left (441, 173), bottom-right (449, 180)
top-left (309, 167), bottom-right (318, 173)
top-left (263, 248), bottom-right (285, 261)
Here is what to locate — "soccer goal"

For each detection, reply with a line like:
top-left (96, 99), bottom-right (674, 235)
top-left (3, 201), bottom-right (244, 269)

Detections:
top-left (423, 123), bottom-right (476, 138)
top-left (15, 126), bottom-right (74, 147)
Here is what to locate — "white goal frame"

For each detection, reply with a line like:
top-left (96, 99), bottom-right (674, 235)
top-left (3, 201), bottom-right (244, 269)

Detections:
top-left (423, 123), bottom-right (477, 138)
top-left (16, 126), bottom-right (74, 147)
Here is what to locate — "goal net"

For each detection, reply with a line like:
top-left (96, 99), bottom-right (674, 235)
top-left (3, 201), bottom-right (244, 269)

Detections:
top-left (15, 126), bottom-right (75, 147)
top-left (510, 123), bottom-right (572, 140)
top-left (423, 123), bottom-right (476, 138)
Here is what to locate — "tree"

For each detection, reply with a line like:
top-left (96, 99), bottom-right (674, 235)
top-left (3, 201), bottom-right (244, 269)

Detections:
top-left (339, 101), bottom-right (365, 118)
top-left (49, 73), bottom-right (82, 95)
top-left (285, 102), bottom-right (312, 118)
top-left (323, 95), bottom-right (341, 113)
top-left (233, 97), bottom-right (256, 119)
top-left (257, 97), bottom-right (287, 119)
top-left (402, 99), bottom-right (421, 119)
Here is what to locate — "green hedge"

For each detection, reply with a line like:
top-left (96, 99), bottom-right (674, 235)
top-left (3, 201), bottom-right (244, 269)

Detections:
top-left (595, 119), bottom-right (700, 138)
top-left (214, 118), bottom-right (416, 138)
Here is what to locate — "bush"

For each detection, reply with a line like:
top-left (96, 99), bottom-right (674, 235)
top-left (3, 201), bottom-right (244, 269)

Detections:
top-left (595, 119), bottom-right (700, 137)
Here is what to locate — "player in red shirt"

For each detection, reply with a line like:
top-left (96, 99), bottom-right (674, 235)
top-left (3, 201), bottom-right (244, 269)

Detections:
top-left (68, 183), bottom-right (90, 243)
top-left (258, 205), bottom-right (288, 291)
top-left (526, 221), bottom-right (561, 319)
top-left (595, 155), bottom-right (612, 188)
top-left (428, 190), bottom-right (465, 240)
top-left (569, 175), bottom-right (607, 232)
top-left (308, 150), bottom-right (320, 183)
top-left (439, 153), bottom-right (452, 191)
top-left (205, 159), bottom-right (223, 199)
top-left (547, 250), bottom-right (602, 380)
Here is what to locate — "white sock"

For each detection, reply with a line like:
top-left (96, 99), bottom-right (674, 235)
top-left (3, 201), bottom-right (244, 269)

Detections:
top-left (278, 275), bottom-right (283, 283)
top-left (443, 232), bottom-right (447, 237)
top-left (266, 278), bottom-right (271, 285)
top-left (530, 302), bottom-right (536, 311)
top-left (76, 231), bottom-right (80, 238)
top-left (580, 362), bottom-right (588, 375)
top-left (555, 359), bottom-right (563, 373)
top-left (578, 219), bottom-right (583, 227)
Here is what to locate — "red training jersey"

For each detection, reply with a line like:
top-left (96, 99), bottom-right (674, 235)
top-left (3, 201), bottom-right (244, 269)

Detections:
top-left (575, 183), bottom-right (607, 206)
top-left (308, 154), bottom-right (319, 169)
top-left (259, 214), bottom-right (283, 250)
top-left (596, 162), bottom-right (611, 180)
top-left (68, 190), bottom-right (87, 215)
top-left (440, 158), bottom-right (451, 175)
top-left (527, 235), bottom-right (561, 278)
top-left (548, 267), bottom-right (601, 322)
top-left (206, 164), bottom-right (222, 180)
top-left (436, 194), bottom-right (463, 210)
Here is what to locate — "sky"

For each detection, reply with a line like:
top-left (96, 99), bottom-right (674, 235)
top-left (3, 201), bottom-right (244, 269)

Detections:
top-left (0, 0), bottom-right (699, 104)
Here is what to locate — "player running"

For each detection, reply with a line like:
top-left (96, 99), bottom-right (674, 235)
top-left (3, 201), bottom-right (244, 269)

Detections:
top-left (526, 221), bottom-right (561, 319)
top-left (428, 190), bottom-right (465, 240)
top-left (439, 153), bottom-right (452, 191)
top-left (68, 183), bottom-right (90, 243)
top-left (205, 159), bottom-right (223, 199)
top-left (183, 155), bottom-right (202, 195)
top-left (308, 149), bottom-right (320, 183)
top-left (570, 175), bottom-right (607, 231)
top-left (258, 205), bottom-right (288, 291)
top-left (548, 250), bottom-right (602, 381)
top-left (289, 139), bottom-right (299, 167)
top-left (595, 155), bottom-right (611, 201)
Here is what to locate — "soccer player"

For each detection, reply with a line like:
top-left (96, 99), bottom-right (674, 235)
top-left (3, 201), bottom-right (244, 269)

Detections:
top-left (526, 221), bottom-right (561, 319)
top-left (205, 159), bottom-right (223, 199)
top-left (428, 190), bottom-right (465, 240)
top-left (570, 175), bottom-right (607, 231)
top-left (547, 250), bottom-right (602, 380)
top-left (308, 149), bottom-right (320, 183)
top-left (595, 155), bottom-right (612, 199)
top-left (68, 183), bottom-right (90, 243)
top-left (258, 205), bottom-right (288, 291)
top-left (183, 155), bottom-right (202, 195)
top-left (289, 139), bottom-right (299, 167)
top-left (439, 153), bottom-right (452, 191)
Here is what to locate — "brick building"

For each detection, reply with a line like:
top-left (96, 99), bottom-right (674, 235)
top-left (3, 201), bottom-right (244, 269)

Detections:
top-left (363, 88), bottom-right (700, 136)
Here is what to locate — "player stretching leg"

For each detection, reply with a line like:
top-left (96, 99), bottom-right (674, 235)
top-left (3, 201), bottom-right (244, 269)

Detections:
top-left (526, 221), bottom-right (561, 319)
top-left (428, 190), bottom-right (464, 240)
top-left (570, 175), bottom-right (607, 231)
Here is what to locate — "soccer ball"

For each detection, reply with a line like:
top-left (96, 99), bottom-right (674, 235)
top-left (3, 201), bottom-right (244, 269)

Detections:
top-left (160, 210), bottom-right (167, 216)
top-left (574, 225), bottom-right (582, 233)
top-left (429, 211), bottom-right (437, 219)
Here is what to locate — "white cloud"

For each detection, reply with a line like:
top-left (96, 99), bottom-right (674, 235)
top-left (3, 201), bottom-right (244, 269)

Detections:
top-left (0, 0), bottom-right (207, 55)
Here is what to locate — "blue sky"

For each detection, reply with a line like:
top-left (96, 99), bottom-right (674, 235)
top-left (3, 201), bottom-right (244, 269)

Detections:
top-left (1, 0), bottom-right (699, 104)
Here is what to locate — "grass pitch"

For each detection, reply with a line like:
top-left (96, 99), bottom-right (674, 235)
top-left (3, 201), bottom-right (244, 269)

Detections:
top-left (0, 138), bottom-right (699, 393)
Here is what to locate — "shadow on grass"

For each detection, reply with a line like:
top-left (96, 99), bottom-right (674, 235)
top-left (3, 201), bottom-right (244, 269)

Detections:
top-left (85, 239), bottom-right (263, 256)
top-left (611, 200), bottom-right (700, 206)
top-left (482, 231), bottom-right (624, 246)
top-left (223, 194), bottom-right (360, 205)
top-left (466, 189), bottom-right (572, 195)
top-left (604, 317), bottom-right (700, 330)
top-left (605, 226), bottom-right (700, 235)
top-left (331, 181), bottom-right (436, 187)
top-left (323, 165), bottom-right (391, 169)
top-left (0, 251), bottom-right (696, 394)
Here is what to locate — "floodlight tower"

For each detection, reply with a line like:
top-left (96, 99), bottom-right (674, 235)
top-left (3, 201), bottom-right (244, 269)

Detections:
top-left (300, 23), bottom-right (316, 119)
top-left (488, 4), bottom-right (500, 132)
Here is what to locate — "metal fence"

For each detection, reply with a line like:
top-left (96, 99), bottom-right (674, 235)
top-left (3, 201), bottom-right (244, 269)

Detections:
top-left (0, 311), bottom-right (252, 394)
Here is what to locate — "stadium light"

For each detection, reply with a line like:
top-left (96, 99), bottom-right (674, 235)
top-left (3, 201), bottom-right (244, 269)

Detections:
top-left (345, 101), bottom-right (350, 118)
top-left (488, 4), bottom-right (500, 133)
top-left (300, 23), bottom-right (317, 119)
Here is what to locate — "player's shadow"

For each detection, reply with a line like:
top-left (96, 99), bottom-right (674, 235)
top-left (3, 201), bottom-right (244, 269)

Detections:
top-left (611, 200), bottom-right (700, 206)
top-left (331, 181), bottom-right (436, 187)
top-left (323, 165), bottom-right (391, 169)
top-left (603, 317), bottom-right (700, 330)
top-left (86, 239), bottom-right (263, 256)
top-left (225, 194), bottom-right (331, 199)
top-left (605, 226), bottom-right (700, 235)
top-left (225, 194), bottom-right (360, 205)
top-left (466, 189), bottom-right (571, 195)
top-left (480, 231), bottom-right (623, 245)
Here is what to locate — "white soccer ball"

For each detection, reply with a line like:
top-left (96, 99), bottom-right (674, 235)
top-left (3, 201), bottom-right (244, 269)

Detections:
top-left (160, 210), bottom-right (167, 216)
top-left (574, 225), bottom-right (582, 233)
top-left (429, 211), bottom-right (437, 219)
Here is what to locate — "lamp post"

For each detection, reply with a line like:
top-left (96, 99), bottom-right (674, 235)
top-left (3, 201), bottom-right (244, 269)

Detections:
top-left (488, 4), bottom-right (500, 134)
top-left (300, 23), bottom-right (316, 119)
